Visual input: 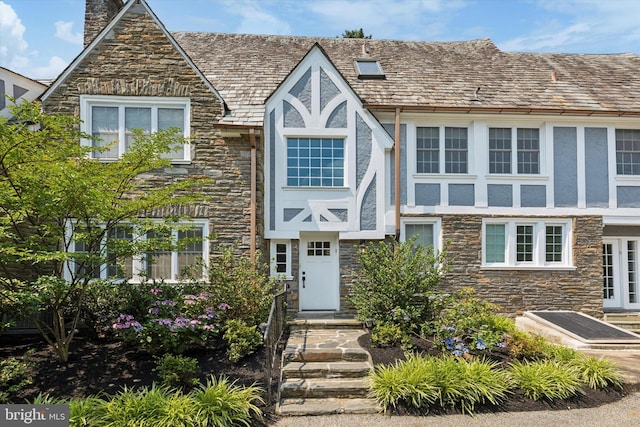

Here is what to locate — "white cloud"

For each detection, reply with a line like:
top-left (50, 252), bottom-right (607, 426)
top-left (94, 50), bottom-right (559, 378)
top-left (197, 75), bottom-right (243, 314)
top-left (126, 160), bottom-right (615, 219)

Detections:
top-left (219, 0), bottom-right (292, 35)
top-left (30, 56), bottom-right (67, 80)
top-left (55, 21), bottom-right (83, 45)
top-left (499, 0), bottom-right (640, 53)
top-left (0, 1), bottom-right (28, 63)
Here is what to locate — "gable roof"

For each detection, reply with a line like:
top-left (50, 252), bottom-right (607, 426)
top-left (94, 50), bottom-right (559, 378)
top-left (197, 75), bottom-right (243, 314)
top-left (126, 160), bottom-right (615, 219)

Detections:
top-left (40, 0), bottom-right (226, 113)
top-left (172, 32), bottom-right (640, 126)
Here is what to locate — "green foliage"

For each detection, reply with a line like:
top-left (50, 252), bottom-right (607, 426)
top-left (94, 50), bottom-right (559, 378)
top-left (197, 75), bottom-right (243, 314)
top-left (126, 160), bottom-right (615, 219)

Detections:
top-left (154, 354), bottom-right (200, 389)
top-left (0, 356), bottom-right (33, 403)
top-left (370, 322), bottom-right (412, 349)
top-left (0, 101), bottom-right (208, 361)
top-left (569, 355), bottom-right (623, 390)
top-left (223, 319), bottom-right (264, 362)
top-left (208, 246), bottom-right (276, 327)
top-left (427, 288), bottom-right (508, 355)
top-left (348, 237), bottom-right (448, 330)
top-left (369, 353), bottom-right (511, 414)
top-left (191, 376), bottom-right (264, 427)
top-left (341, 28), bottom-right (372, 38)
top-left (509, 360), bottom-right (583, 401)
top-left (505, 329), bottom-right (550, 360)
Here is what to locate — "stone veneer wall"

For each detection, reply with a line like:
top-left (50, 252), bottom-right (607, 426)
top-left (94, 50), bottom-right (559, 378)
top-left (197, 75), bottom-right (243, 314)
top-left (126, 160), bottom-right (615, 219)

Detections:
top-left (439, 214), bottom-right (603, 317)
top-left (43, 4), bottom-right (262, 255)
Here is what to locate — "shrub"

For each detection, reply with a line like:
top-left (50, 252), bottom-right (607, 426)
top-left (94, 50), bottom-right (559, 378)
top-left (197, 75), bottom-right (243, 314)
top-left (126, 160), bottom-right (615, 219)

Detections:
top-left (369, 353), bottom-right (511, 414)
top-left (569, 355), bottom-right (623, 390)
top-left (112, 288), bottom-right (224, 354)
top-left (349, 237), bottom-right (448, 330)
top-left (208, 247), bottom-right (276, 327)
top-left (223, 319), bottom-right (264, 362)
top-left (505, 329), bottom-right (549, 360)
top-left (370, 322), bottom-right (412, 349)
top-left (509, 360), bottom-right (583, 401)
top-left (192, 376), bottom-right (264, 427)
top-left (0, 356), bottom-right (33, 403)
top-left (155, 354), bottom-right (200, 389)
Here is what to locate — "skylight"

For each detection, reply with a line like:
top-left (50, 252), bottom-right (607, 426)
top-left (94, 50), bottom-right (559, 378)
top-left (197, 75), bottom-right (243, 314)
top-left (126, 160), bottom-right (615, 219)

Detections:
top-left (355, 59), bottom-right (385, 79)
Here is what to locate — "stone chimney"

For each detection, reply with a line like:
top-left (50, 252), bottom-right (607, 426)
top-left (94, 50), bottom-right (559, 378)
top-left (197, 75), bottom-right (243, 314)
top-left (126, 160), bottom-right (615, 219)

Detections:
top-left (84, 0), bottom-right (125, 47)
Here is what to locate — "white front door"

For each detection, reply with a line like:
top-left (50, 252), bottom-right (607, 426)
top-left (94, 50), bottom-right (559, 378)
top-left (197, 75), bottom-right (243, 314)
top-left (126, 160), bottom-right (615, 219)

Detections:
top-left (603, 238), bottom-right (640, 310)
top-left (299, 232), bottom-right (340, 311)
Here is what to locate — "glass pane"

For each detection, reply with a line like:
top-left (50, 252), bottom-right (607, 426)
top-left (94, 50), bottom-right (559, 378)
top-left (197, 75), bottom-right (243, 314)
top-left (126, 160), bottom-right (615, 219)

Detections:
top-left (146, 230), bottom-right (173, 280)
top-left (489, 128), bottom-right (511, 174)
top-left (444, 127), bottom-right (467, 173)
top-left (177, 227), bottom-right (203, 277)
top-left (615, 129), bottom-right (640, 175)
top-left (628, 241), bottom-right (637, 303)
top-left (416, 127), bottom-right (439, 173)
top-left (545, 225), bottom-right (563, 262)
top-left (125, 107), bottom-right (151, 149)
top-left (92, 106), bottom-right (119, 159)
top-left (485, 224), bottom-right (505, 263)
top-left (405, 223), bottom-right (434, 248)
top-left (603, 243), bottom-right (615, 299)
top-left (287, 138), bottom-right (344, 186)
top-left (516, 225), bottom-right (534, 262)
top-left (517, 128), bottom-right (540, 174)
top-left (107, 226), bottom-right (133, 279)
top-left (159, 108), bottom-right (185, 160)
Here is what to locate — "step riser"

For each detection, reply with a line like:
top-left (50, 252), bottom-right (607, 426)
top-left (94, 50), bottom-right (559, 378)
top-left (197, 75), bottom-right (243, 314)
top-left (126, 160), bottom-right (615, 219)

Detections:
top-left (280, 388), bottom-right (370, 399)
top-left (283, 370), bottom-right (371, 379)
top-left (283, 350), bottom-right (370, 363)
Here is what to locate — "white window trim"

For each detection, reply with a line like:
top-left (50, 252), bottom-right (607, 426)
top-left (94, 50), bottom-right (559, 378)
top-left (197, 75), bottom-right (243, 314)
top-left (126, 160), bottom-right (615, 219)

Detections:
top-left (487, 126), bottom-right (544, 177)
top-left (482, 218), bottom-right (574, 270)
top-left (79, 95), bottom-right (191, 163)
top-left (400, 217), bottom-right (443, 251)
top-left (67, 220), bottom-right (209, 283)
top-left (414, 124), bottom-right (473, 176)
top-left (270, 240), bottom-right (293, 280)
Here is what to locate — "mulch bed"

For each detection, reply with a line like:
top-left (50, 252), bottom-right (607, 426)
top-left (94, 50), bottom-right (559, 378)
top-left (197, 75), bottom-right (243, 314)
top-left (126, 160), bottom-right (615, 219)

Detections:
top-left (0, 329), bottom-right (630, 422)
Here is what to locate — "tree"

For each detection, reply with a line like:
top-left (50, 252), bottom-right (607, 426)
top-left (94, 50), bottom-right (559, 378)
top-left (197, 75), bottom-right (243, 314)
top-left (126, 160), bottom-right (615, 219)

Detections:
top-left (0, 100), bottom-right (208, 361)
top-left (341, 28), bottom-right (372, 39)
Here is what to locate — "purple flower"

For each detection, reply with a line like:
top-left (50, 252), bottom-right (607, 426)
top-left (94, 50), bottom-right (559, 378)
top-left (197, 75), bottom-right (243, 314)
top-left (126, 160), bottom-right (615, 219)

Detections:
top-left (443, 337), bottom-right (454, 350)
top-left (149, 308), bottom-right (160, 315)
top-left (475, 337), bottom-right (487, 350)
top-left (150, 288), bottom-right (163, 295)
top-left (217, 303), bottom-right (230, 311)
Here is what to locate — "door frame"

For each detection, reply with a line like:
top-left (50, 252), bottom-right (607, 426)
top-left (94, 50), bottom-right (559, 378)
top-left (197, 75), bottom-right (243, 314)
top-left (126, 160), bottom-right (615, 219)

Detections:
top-left (298, 232), bottom-right (340, 311)
top-left (603, 238), bottom-right (640, 310)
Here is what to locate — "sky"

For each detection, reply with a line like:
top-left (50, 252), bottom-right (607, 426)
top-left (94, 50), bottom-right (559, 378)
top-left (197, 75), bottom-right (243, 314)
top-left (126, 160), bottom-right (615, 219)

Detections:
top-left (1, 0), bottom-right (640, 80)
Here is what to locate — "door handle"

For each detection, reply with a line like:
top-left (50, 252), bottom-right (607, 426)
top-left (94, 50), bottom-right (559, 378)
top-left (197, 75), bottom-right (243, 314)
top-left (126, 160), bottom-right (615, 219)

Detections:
top-left (302, 271), bottom-right (306, 288)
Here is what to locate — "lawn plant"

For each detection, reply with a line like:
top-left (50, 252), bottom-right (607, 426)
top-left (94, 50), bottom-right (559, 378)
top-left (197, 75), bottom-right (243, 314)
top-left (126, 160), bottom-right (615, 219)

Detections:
top-left (508, 359), bottom-right (584, 401)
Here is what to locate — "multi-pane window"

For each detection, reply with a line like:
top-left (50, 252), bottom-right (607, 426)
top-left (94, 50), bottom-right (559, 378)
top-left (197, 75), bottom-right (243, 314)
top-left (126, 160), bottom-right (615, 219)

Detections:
top-left (489, 128), bottom-right (512, 173)
top-left (405, 223), bottom-right (435, 248)
top-left (629, 241), bottom-right (638, 304)
top-left (81, 96), bottom-right (189, 161)
top-left (287, 138), bottom-right (344, 187)
top-left (71, 222), bottom-right (207, 282)
top-left (517, 128), bottom-right (540, 174)
top-left (445, 127), bottom-right (468, 173)
top-left (270, 241), bottom-right (292, 278)
top-left (483, 220), bottom-right (571, 268)
top-left (416, 127), bottom-right (439, 173)
top-left (307, 241), bottom-right (331, 256)
top-left (616, 129), bottom-right (640, 175)
top-left (603, 243), bottom-right (615, 299)
top-left (489, 128), bottom-right (540, 174)
top-left (416, 126), bottom-right (468, 174)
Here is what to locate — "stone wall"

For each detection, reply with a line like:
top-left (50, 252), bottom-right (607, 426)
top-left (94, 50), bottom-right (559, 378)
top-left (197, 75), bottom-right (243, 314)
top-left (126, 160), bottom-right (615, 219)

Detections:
top-left (44, 4), bottom-right (262, 255)
top-left (439, 214), bottom-right (603, 317)
top-left (84, 0), bottom-right (124, 48)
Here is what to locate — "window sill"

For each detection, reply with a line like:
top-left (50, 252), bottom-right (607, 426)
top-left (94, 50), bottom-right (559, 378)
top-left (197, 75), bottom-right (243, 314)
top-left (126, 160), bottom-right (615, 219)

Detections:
top-left (481, 265), bottom-right (576, 271)
top-left (413, 174), bottom-right (477, 180)
top-left (282, 186), bottom-right (350, 191)
top-left (485, 174), bottom-right (548, 182)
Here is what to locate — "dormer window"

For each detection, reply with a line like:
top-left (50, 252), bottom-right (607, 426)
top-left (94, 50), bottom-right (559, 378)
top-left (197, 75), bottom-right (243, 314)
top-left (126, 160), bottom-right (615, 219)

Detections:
top-left (355, 59), bottom-right (385, 79)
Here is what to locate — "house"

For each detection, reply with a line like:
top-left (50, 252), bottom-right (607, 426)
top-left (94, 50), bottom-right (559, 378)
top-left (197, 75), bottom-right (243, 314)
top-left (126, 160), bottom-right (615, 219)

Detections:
top-left (0, 67), bottom-right (48, 119)
top-left (39, 0), bottom-right (640, 317)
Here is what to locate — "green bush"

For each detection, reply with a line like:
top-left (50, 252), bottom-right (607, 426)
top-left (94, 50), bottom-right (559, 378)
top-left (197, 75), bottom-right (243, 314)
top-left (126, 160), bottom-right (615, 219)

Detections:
top-left (369, 353), bottom-right (511, 414)
top-left (208, 247), bottom-right (276, 327)
top-left (509, 360), bottom-right (583, 400)
top-left (370, 322), bottom-right (412, 349)
top-left (64, 376), bottom-right (263, 427)
top-left (155, 354), bottom-right (200, 389)
top-left (0, 356), bottom-right (33, 403)
top-left (569, 355), bottom-right (623, 390)
top-left (223, 319), bottom-right (264, 362)
top-left (349, 237), bottom-right (448, 330)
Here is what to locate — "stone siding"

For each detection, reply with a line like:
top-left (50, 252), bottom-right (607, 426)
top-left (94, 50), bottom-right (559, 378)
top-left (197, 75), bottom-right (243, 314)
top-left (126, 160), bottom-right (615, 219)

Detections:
top-left (43, 5), bottom-right (262, 255)
top-left (439, 214), bottom-right (603, 317)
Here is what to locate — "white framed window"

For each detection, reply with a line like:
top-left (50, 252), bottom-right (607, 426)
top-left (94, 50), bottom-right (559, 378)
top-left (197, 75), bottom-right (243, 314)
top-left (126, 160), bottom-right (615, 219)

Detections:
top-left (80, 95), bottom-right (190, 162)
top-left (70, 221), bottom-right (208, 282)
top-left (482, 218), bottom-right (573, 269)
top-left (270, 240), bottom-right (292, 279)
top-left (616, 129), bottom-right (640, 175)
top-left (416, 126), bottom-right (468, 174)
top-left (286, 137), bottom-right (345, 187)
top-left (401, 218), bottom-right (442, 250)
top-left (488, 127), bottom-right (541, 175)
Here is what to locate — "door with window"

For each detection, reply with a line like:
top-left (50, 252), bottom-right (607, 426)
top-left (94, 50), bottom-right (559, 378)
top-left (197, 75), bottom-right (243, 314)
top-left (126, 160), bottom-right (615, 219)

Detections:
top-left (299, 233), bottom-right (340, 311)
top-left (603, 238), bottom-right (640, 310)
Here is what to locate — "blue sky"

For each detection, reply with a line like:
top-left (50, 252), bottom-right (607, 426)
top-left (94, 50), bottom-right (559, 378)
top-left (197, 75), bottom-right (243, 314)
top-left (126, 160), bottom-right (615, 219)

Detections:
top-left (2, 0), bottom-right (640, 80)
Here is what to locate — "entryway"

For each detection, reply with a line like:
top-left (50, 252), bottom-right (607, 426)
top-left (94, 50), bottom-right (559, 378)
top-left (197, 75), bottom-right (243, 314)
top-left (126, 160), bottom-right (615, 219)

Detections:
top-left (603, 238), bottom-right (640, 311)
top-left (299, 232), bottom-right (340, 311)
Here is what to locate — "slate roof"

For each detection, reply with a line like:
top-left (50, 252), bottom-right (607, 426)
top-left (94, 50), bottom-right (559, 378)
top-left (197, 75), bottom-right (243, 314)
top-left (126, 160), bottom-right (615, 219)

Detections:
top-left (171, 32), bottom-right (640, 127)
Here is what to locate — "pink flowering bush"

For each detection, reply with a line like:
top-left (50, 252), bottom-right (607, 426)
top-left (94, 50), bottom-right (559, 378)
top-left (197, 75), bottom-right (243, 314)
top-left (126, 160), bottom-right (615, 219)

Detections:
top-left (112, 288), bottom-right (227, 354)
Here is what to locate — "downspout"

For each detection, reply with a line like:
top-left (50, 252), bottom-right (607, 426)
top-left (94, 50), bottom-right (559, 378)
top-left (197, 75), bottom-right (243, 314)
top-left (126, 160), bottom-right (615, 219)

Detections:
top-left (394, 107), bottom-right (401, 241)
top-left (249, 128), bottom-right (257, 262)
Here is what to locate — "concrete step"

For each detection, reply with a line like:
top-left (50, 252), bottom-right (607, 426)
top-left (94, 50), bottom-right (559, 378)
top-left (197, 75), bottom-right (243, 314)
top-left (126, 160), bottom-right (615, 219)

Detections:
top-left (277, 397), bottom-right (380, 416)
top-left (282, 361), bottom-right (373, 379)
top-left (606, 321), bottom-right (640, 334)
top-left (604, 313), bottom-right (640, 322)
top-left (283, 347), bottom-right (371, 363)
top-left (280, 378), bottom-right (370, 399)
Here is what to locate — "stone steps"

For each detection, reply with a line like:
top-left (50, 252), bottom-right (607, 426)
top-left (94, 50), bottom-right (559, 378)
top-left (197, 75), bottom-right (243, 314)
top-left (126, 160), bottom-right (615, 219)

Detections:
top-left (277, 319), bottom-right (380, 416)
top-left (605, 313), bottom-right (640, 334)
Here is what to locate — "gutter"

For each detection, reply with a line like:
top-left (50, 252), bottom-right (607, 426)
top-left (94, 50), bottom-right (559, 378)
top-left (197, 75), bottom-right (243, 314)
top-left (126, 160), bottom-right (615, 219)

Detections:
top-left (394, 107), bottom-right (401, 241)
top-left (249, 128), bottom-right (257, 262)
top-left (363, 104), bottom-right (640, 117)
